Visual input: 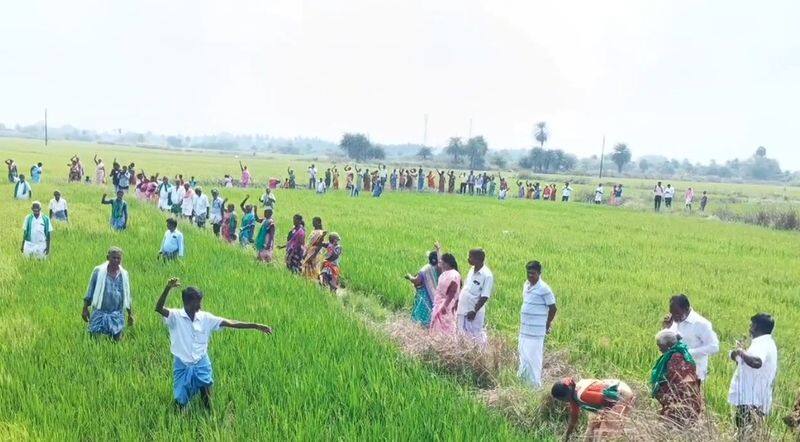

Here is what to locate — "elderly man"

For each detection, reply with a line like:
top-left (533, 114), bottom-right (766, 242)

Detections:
top-left (651, 329), bottom-right (703, 425)
top-left (20, 201), bottom-right (52, 259)
top-left (13, 174), bottom-right (32, 199)
top-left (48, 190), bottom-right (69, 222)
top-left (662, 294), bottom-right (719, 384)
top-left (81, 247), bottom-right (133, 340)
top-left (518, 260), bottom-right (557, 388)
top-left (456, 248), bottom-right (493, 345)
top-left (728, 313), bottom-right (778, 436)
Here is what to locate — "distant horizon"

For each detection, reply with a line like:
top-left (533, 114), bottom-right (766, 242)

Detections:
top-left (2, 1), bottom-right (799, 169)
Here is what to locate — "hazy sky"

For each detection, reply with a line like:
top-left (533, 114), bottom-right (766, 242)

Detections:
top-left (2, 0), bottom-right (799, 169)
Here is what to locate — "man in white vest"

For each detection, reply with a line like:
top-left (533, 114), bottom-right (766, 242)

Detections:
top-left (20, 201), bottom-right (52, 259)
top-left (81, 247), bottom-right (133, 340)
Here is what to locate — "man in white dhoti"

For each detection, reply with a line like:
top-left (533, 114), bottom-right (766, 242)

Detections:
top-left (20, 201), bottom-right (52, 259)
top-left (518, 260), bottom-right (557, 388)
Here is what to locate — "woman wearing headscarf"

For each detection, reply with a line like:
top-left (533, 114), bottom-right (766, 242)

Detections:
top-left (651, 329), bottom-right (703, 425)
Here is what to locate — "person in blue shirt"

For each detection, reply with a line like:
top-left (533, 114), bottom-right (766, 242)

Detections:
top-left (30, 162), bottom-right (43, 183)
top-left (158, 218), bottom-right (185, 260)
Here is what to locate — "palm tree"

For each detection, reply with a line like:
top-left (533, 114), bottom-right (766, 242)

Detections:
top-left (611, 143), bottom-right (632, 173)
top-left (445, 137), bottom-right (464, 164)
top-left (534, 121), bottom-right (548, 148)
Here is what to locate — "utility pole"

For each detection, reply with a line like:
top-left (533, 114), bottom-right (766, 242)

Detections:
top-left (598, 135), bottom-right (606, 179)
top-left (44, 108), bottom-right (48, 146)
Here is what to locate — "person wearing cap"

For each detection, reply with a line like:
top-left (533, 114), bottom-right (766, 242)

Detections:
top-left (48, 190), bottom-right (69, 222)
top-left (319, 232), bottom-right (342, 291)
top-left (81, 247), bottom-right (133, 340)
top-left (21, 201), bottom-right (52, 258)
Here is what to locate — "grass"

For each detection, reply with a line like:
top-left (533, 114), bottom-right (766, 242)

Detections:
top-left (2, 138), bottom-right (800, 438)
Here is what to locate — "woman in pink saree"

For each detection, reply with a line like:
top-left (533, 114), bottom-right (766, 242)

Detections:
top-left (430, 251), bottom-right (461, 334)
top-left (240, 161), bottom-right (251, 188)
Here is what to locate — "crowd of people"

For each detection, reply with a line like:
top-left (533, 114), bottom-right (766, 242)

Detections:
top-left (7, 154), bottom-right (788, 439)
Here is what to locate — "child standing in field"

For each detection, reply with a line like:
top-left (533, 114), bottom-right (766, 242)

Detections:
top-left (155, 278), bottom-right (272, 410)
top-left (319, 233), bottom-right (342, 291)
top-left (102, 191), bottom-right (128, 231)
top-left (159, 218), bottom-right (185, 260)
top-left (700, 191), bottom-right (708, 212)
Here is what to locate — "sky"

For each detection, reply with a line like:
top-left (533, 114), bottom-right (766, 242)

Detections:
top-left (1, 0), bottom-right (799, 170)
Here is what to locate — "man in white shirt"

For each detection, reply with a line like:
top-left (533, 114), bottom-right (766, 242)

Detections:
top-left (379, 165), bottom-right (388, 186)
top-left (20, 201), bottom-right (52, 259)
top-left (728, 313), bottom-right (778, 435)
top-left (48, 190), bottom-right (69, 222)
top-left (561, 182), bottom-right (572, 202)
top-left (664, 184), bottom-right (675, 209)
top-left (308, 164), bottom-right (317, 189)
top-left (209, 189), bottom-right (226, 237)
top-left (518, 260), bottom-right (557, 388)
top-left (179, 183), bottom-right (194, 218)
top-left (192, 187), bottom-right (210, 228)
top-left (157, 177), bottom-right (173, 211)
top-left (159, 218), bottom-right (185, 260)
top-left (316, 178), bottom-right (327, 194)
top-left (260, 188), bottom-right (276, 212)
top-left (594, 184), bottom-right (603, 204)
top-left (155, 278), bottom-right (272, 409)
top-left (456, 249), bottom-right (493, 346)
top-left (662, 294), bottom-right (720, 384)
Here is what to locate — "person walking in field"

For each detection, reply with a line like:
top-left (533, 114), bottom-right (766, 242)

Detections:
top-left (308, 164), bottom-right (317, 190)
top-left (239, 161), bottom-right (251, 188)
top-left (155, 277), bottom-right (272, 410)
top-left (180, 183), bottom-right (195, 220)
top-left (157, 177), bottom-right (173, 211)
top-left (30, 162), bottom-right (43, 184)
top-left (654, 181), bottom-right (664, 211)
top-left (594, 183), bottom-right (604, 204)
top-left (700, 191), bottom-right (709, 212)
top-left (254, 208), bottom-right (276, 262)
top-left (319, 232), bottom-right (342, 292)
top-left (728, 313), bottom-right (778, 438)
top-left (159, 218), bottom-right (185, 260)
top-left (13, 175), bottom-right (32, 200)
top-left (5, 158), bottom-right (19, 182)
top-left (283, 214), bottom-right (306, 273)
top-left (562, 182), bottom-right (572, 202)
top-left (209, 189), bottom-right (226, 237)
top-left (684, 187), bottom-right (695, 212)
top-left (551, 377), bottom-right (636, 440)
top-left (430, 250), bottom-right (461, 335)
top-left (518, 260), bottom-right (557, 388)
top-left (192, 187), bottom-right (210, 228)
top-left (406, 251), bottom-right (440, 327)
top-left (101, 191), bottom-right (128, 231)
top-left (650, 329), bottom-right (703, 426)
top-left (20, 201), bottom-right (52, 259)
top-left (93, 155), bottom-right (106, 184)
top-left (81, 247), bottom-right (133, 341)
top-left (456, 248), bottom-right (493, 346)
top-left (221, 203), bottom-right (237, 243)
top-left (664, 184), bottom-right (675, 209)
top-left (239, 196), bottom-right (257, 246)
top-left (260, 188), bottom-right (276, 212)
top-left (302, 217), bottom-right (327, 280)
top-left (48, 190), bottom-right (68, 222)
top-left (662, 294), bottom-right (719, 385)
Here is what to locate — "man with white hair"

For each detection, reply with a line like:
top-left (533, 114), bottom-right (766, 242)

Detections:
top-left (662, 294), bottom-right (719, 384)
top-left (20, 201), bottom-right (52, 259)
top-left (651, 329), bottom-right (702, 424)
top-left (81, 247), bottom-right (133, 341)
